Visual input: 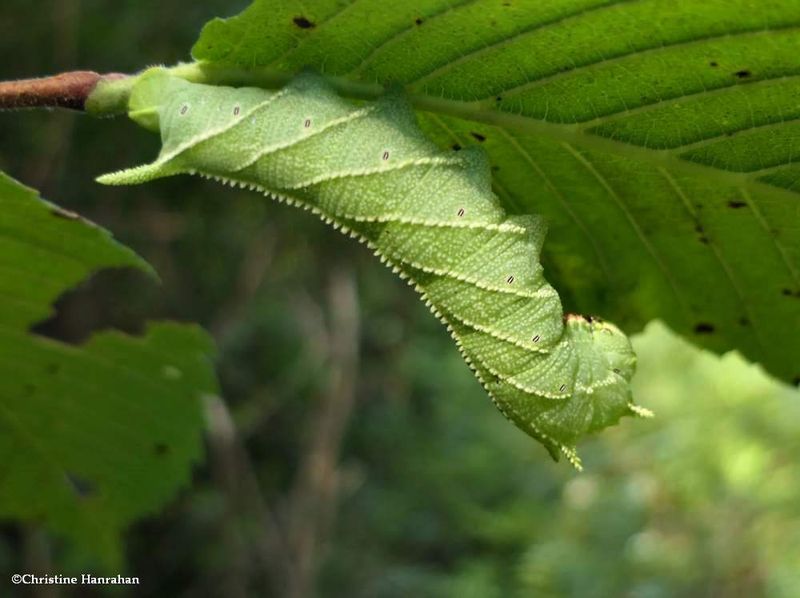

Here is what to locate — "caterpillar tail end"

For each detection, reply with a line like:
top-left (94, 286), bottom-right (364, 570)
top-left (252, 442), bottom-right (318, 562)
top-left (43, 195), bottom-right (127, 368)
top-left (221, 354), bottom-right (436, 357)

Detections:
top-left (561, 445), bottom-right (583, 472)
top-left (629, 403), bottom-right (655, 418)
top-left (97, 161), bottom-right (180, 186)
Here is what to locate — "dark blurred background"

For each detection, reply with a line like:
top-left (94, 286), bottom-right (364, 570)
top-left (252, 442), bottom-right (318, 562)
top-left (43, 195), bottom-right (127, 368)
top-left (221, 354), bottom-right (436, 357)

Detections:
top-left (1, 2), bottom-right (799, 597)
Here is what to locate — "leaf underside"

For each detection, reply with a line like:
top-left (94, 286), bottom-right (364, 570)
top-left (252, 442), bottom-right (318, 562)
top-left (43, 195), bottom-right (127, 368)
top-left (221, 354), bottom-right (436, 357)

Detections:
top-left (193, 0), bottom-right (800, 386)
top-left (0, 173), bottom-right (216, 565)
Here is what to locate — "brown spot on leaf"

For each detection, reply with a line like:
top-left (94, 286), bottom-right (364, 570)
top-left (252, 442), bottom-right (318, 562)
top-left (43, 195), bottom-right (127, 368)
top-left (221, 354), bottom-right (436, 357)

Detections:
top-left (727, 200), bottom-right (747, 209)
top-left (734, 70), bottom-right (751, 79)
top-left (414, 17), bottom-right (423, 25)
top-left (709, 61), bottom-right (718, 67)
top-left (470, 131), bottom-right (486, 142)
top-left (293, 16), bottom-right (315, 29)
top-left (451, 143), bottom-right (462, 151)
top-left (694, 322), bottom-right (715, 334)
top-left (694, 223), bottom-right (709, 243)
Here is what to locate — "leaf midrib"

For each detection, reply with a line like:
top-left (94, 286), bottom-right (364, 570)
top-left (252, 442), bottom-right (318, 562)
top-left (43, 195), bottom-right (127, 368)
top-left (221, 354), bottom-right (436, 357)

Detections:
top-left (177, 61), bottom-right (800, 204)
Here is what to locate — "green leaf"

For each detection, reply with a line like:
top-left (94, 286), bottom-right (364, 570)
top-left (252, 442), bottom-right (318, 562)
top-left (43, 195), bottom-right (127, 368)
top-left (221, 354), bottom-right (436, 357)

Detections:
top-left (0, 172), bottom-right (217, 565)
top-left (193, 0), bottom-right (800, 386)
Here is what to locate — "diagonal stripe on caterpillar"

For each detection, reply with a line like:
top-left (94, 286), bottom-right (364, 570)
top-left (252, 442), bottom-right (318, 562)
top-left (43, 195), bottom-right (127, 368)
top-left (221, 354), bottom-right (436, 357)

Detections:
top-left (98, 68), bottom-right (651, 468)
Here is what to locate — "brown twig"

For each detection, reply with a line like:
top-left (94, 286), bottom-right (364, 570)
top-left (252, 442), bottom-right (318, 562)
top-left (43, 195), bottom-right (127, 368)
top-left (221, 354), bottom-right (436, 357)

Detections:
top-left (0, 71), bottom-right (123, 111)
top-left (204, 394), bottom-right (291, 596)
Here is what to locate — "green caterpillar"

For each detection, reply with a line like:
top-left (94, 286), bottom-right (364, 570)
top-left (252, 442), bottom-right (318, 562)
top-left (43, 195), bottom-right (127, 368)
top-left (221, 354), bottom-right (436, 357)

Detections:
top-left (99, 69), bottom-right (649, 467)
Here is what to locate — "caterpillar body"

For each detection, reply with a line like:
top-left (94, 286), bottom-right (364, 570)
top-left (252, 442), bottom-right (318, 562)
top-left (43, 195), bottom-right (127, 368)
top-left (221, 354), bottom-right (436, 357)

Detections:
top-left (99, 69), bottom-right (648, 467)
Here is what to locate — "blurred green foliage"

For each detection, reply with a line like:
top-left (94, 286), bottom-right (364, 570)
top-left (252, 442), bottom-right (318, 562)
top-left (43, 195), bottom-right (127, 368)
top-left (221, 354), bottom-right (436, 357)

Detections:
top-left (315, 322), bottom-right (800, 598)
top-left (0, 173), bottom-right (215, 569)
top-left (0, 2), bottom-right (798, 597)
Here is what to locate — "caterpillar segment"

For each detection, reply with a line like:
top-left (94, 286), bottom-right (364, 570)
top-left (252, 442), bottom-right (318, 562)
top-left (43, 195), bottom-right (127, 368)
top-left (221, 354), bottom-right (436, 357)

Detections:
top-left (99, 68), bottom-right (647, 465)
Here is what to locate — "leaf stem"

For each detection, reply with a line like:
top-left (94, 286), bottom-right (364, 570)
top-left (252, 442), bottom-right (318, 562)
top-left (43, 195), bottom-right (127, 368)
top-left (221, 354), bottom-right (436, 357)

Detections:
top-left (0, 71), bottom-right (127, 112)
